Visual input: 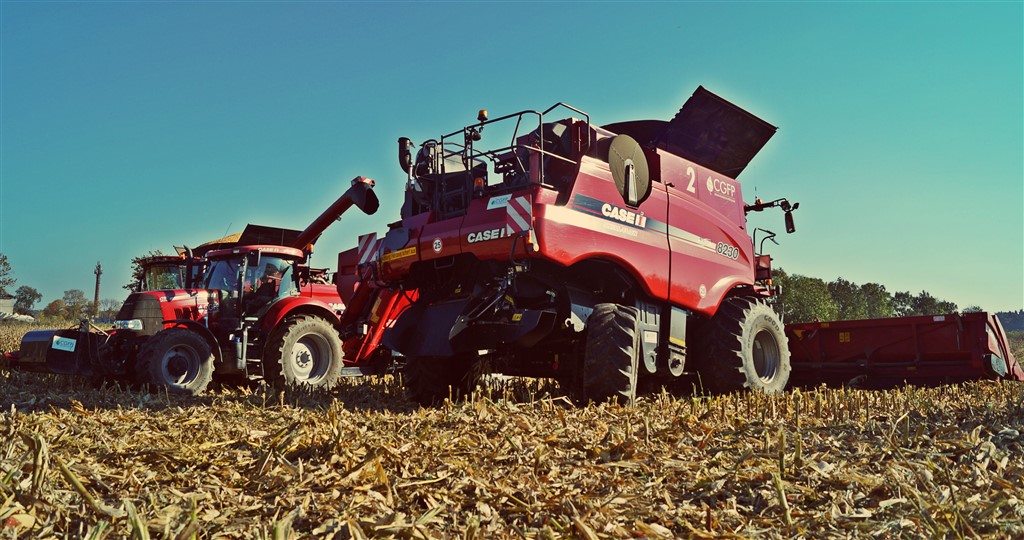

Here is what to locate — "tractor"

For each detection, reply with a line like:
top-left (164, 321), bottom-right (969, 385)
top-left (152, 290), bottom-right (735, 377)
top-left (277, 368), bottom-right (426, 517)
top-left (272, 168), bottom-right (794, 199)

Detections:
top-left (359, 87), bottom-right (800, 404)
top-left (14, 177), bottom-right (380, 394)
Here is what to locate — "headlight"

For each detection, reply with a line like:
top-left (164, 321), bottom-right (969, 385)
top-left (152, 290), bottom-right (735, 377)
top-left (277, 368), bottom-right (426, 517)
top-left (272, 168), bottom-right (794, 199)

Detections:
top-left (113, 319), bottom-right (144, 331)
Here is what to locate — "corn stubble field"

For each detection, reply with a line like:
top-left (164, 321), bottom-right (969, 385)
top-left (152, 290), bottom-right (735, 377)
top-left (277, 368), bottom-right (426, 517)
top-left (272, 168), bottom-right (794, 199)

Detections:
top-left (1, 322), bottom-right (1023, 539)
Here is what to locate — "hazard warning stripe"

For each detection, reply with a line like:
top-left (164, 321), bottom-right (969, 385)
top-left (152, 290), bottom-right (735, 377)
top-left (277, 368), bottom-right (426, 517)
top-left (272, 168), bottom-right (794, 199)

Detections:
top-left (357, 233), bottom-right (380, 265)
top-left (506, 195), bottom-right (532, 235)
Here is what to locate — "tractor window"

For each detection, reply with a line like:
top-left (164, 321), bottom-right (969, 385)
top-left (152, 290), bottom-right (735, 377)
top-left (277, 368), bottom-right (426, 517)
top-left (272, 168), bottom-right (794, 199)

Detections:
top-left (143, 264), bottom-right (184, 291)
top-left (243, 257), bottom-right (291, 297)
top-left (204, 258), bottom-right (243, 292)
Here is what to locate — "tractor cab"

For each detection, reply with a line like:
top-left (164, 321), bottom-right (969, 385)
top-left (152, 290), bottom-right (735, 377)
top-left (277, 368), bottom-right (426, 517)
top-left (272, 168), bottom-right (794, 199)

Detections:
top-left (137, 255), bottom-right (202, 292)
top-left (202, 245), bottom-right (304, 321)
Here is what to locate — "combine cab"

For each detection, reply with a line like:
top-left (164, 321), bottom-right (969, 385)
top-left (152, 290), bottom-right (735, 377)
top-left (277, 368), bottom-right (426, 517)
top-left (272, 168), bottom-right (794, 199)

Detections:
top-left (356, 87), bottom-right (800, 404)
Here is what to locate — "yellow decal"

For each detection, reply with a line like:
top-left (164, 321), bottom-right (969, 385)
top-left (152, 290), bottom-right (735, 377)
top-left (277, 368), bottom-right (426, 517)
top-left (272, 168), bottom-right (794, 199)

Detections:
top-left (839, 332), bottom-right (850, 343)
top-left (512, 313), bottom-right (523, 322)
top-left (381, 246), bottom-right (417, 263)
top-left (669, 336), bottom-right (686, 347)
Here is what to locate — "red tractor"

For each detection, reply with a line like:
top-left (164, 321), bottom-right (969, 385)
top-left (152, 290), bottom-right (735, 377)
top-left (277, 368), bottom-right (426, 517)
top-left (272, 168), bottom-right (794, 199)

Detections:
top-left (361, 87), bottom-right (799, 404)
top-left (15, 178), bottom-right (380, 394)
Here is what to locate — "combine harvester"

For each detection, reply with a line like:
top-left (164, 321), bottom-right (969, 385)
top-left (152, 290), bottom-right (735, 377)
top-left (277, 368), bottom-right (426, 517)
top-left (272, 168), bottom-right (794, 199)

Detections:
top-left (349, 86), bottom-right (801, 404)
top-left (786, 312), bottom-right (1023, 388)
top-left (11, 178), bottom-right (395, 394)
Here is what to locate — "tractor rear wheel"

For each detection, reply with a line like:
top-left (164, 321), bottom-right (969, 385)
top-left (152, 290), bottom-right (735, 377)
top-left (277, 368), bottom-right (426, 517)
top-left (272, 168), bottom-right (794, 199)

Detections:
top-left (137, 328), bottom-right (214, 395)
top-left (581, 303), bottom-right (640, 404)
top-left (694, 297), bottom-right (790, 394)
top-left (265, 315), bottom-right (344, 388)
top-left (403, 355), bottom-right (485, 406)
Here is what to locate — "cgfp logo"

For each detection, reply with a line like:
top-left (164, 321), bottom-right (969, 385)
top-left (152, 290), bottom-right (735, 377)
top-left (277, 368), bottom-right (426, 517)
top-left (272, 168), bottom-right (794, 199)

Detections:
top-left (705, 176), bottom-right (736, 201)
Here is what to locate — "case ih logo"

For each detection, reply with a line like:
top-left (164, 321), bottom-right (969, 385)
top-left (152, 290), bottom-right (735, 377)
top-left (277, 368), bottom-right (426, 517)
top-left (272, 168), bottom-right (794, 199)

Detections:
top-left (705, 176), bottom-right (736, 202)
top-left (467, 227), bottom-right (508, 243)
top-left (601, 203), bottom-right (648, 228)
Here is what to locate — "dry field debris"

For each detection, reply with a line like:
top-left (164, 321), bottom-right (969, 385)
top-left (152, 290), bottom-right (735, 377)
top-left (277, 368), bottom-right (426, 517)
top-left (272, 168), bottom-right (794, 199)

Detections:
top-left (0, 323), bottom-right (1022, 539)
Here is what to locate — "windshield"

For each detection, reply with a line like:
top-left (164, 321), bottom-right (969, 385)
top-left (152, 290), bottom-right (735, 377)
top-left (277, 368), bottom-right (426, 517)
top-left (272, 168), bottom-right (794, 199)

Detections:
top-left (143, 264), bottom-right (184, 291)
top-left (204, 257), bottom-right (243, 291)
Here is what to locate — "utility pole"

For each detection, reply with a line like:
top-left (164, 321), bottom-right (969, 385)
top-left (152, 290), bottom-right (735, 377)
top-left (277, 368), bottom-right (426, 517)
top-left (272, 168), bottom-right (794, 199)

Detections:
top-left (93, 261), bottom-right (102, 318)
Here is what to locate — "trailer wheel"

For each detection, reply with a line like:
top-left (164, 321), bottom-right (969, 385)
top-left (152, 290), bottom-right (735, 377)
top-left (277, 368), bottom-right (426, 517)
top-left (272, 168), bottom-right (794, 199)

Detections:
top-left (403, 355), bottom-right (485, 406)
top-left (581, 303), bottom-right (640, 404)
top-left (694, 297), bottom-right (790, 394)
top-left (137, 328), bottom-right (214, 395)
top-left (266, 315), bottom-right (344, 388)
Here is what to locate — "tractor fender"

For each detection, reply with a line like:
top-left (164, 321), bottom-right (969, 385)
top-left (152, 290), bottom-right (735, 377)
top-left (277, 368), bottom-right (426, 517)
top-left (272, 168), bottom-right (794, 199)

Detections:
top-left (162, 319), bottom-right (222, 366)
top-left (259, 297), bottom-right (342, 334)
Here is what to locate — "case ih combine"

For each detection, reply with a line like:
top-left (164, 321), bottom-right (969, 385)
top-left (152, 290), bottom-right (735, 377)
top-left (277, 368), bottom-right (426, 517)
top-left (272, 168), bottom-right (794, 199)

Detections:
top-left (356, 86), bottom-right (801, 404)
top-left (14, 178), bottom-right (382, 393)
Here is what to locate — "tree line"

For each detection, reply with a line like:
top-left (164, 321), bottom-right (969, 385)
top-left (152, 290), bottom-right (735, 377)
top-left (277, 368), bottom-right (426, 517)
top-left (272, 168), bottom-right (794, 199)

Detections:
top-left (772, 268), bottom-right (1022, 329)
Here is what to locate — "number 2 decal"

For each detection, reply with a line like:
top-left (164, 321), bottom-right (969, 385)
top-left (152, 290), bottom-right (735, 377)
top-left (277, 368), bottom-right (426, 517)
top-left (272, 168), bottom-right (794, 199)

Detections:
top-left (686, 166), bottom-right (696, 193)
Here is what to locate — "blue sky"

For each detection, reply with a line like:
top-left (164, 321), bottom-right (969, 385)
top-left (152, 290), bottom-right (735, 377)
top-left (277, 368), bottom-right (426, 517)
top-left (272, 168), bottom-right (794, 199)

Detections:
top-left (1, 2), bottom-right (1021, 312)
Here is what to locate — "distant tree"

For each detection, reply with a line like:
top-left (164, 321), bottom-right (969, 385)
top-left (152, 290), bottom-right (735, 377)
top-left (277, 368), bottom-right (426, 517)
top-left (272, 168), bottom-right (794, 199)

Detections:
top-left (125, 250), bottom-right (166, 291)
top-left (0, 253), bottom-right (14, 297)
top-left (893, 291), bottom-right (916, 317)
top-left (996, 310), bottom-right (1024, 331)
top-left (860, 283), bottom-right (894, 319)
top-left (14, 286), bottom-right (42, 314)
top-left (775, 270), bottom-right (838, 323)
top-left (98, 298), bottom-right (122, 321)
top-left (41, 299), bottom-right (66, 319)
top-left (62, 289), bottom-right (89, 320)
top-left (962, 305), bottom-right (984, 313)
top-left (827, 277), bottom-right (867, 320)
top-left (910, 291), bottom-right (957, 316)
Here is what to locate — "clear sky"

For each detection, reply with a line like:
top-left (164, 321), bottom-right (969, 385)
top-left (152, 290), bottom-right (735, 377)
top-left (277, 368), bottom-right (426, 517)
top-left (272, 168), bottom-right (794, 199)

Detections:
top-left (1, 1), bottom-right (1022, 312)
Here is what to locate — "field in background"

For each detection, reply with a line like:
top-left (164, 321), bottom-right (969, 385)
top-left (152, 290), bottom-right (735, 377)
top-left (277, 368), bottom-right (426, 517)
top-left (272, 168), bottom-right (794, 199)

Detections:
top-left (1, 323), bottom-right (1022, 538)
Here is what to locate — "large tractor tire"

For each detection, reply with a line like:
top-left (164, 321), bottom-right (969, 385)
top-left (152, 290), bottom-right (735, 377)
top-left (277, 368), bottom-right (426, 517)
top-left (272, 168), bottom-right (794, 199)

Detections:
top-left (265, 315), bottom-right (344, 388)
top-left (694, 297), bottom-right (790, 394)
top-left (581, 303), bottom-right (640, 404)
top-left (137, 328), bottom-right (215, 395)
top-left (403, 355), bottom-right (485, 407)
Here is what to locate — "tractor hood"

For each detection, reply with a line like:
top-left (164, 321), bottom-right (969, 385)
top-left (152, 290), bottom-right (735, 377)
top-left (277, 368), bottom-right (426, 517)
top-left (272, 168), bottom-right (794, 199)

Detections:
top-left (603, 86), bottom-right (777, 178)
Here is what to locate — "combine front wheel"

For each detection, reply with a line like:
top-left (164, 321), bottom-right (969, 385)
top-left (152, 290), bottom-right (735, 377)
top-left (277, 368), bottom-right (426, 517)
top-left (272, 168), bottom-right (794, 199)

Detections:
top-left (694, 297), bottom-right (790, 394)
top-left (266, 316), bottom-right (344, 388)
top-left (137, 328), bottom-right (214, 395)
top-left (403, 355), bottom-right (485, 406)
top-left (581, 303), bottom-right (640, 404)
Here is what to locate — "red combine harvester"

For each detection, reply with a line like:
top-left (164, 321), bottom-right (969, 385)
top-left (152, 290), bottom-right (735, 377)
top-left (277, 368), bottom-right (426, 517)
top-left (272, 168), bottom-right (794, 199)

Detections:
top-left (356, 86), bottom-right (800, 404)
top-left (13, 178), bottom-right (380, 394)
top-left (786, 312), bottom-right (1023, 388)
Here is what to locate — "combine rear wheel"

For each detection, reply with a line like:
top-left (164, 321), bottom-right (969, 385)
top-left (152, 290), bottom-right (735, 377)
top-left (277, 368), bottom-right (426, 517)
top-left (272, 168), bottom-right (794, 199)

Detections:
top-left (265, 315), bottom-right (344, 388)
top-left (137, 328), bottom-right (214, 395)
top-left (403, 355), bottom-right (485, 406)
top-left (694, 297), bottom-right (790, 394)
top-left (580, 303), bottom-right (640, 404)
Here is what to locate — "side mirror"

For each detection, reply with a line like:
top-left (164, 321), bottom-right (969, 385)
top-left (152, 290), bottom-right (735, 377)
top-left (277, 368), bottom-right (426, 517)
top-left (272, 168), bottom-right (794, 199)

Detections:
top-left (784, 210), bottom-right (796, 234)
top-left (398, 137), bottom-right (414, 173)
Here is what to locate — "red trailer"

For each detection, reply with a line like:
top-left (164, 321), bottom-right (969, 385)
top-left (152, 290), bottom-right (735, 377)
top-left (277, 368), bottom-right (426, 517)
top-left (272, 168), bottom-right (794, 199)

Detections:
top-left (786, 312), bottom-right (1023, 388)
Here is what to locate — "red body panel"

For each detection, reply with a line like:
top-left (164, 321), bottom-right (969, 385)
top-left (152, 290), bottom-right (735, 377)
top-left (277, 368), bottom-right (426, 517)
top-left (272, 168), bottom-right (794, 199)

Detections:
top-left (378, 147), bottom-right (755, 316)
top-left (786, 312), bottom-right (1023, 385)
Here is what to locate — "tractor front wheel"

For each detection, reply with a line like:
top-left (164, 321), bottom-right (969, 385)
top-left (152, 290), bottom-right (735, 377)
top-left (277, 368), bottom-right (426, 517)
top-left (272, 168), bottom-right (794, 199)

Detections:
top-left (403, 355), bottom-right (485, 406)
top-left (580, 303), bottom-right (640, 404)
top-left (694, 297), bottom-right (791, 394)
top-left (137, 328), bottom-right (215, 395)
top-left (265, 316), bottom-right (344, 388)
